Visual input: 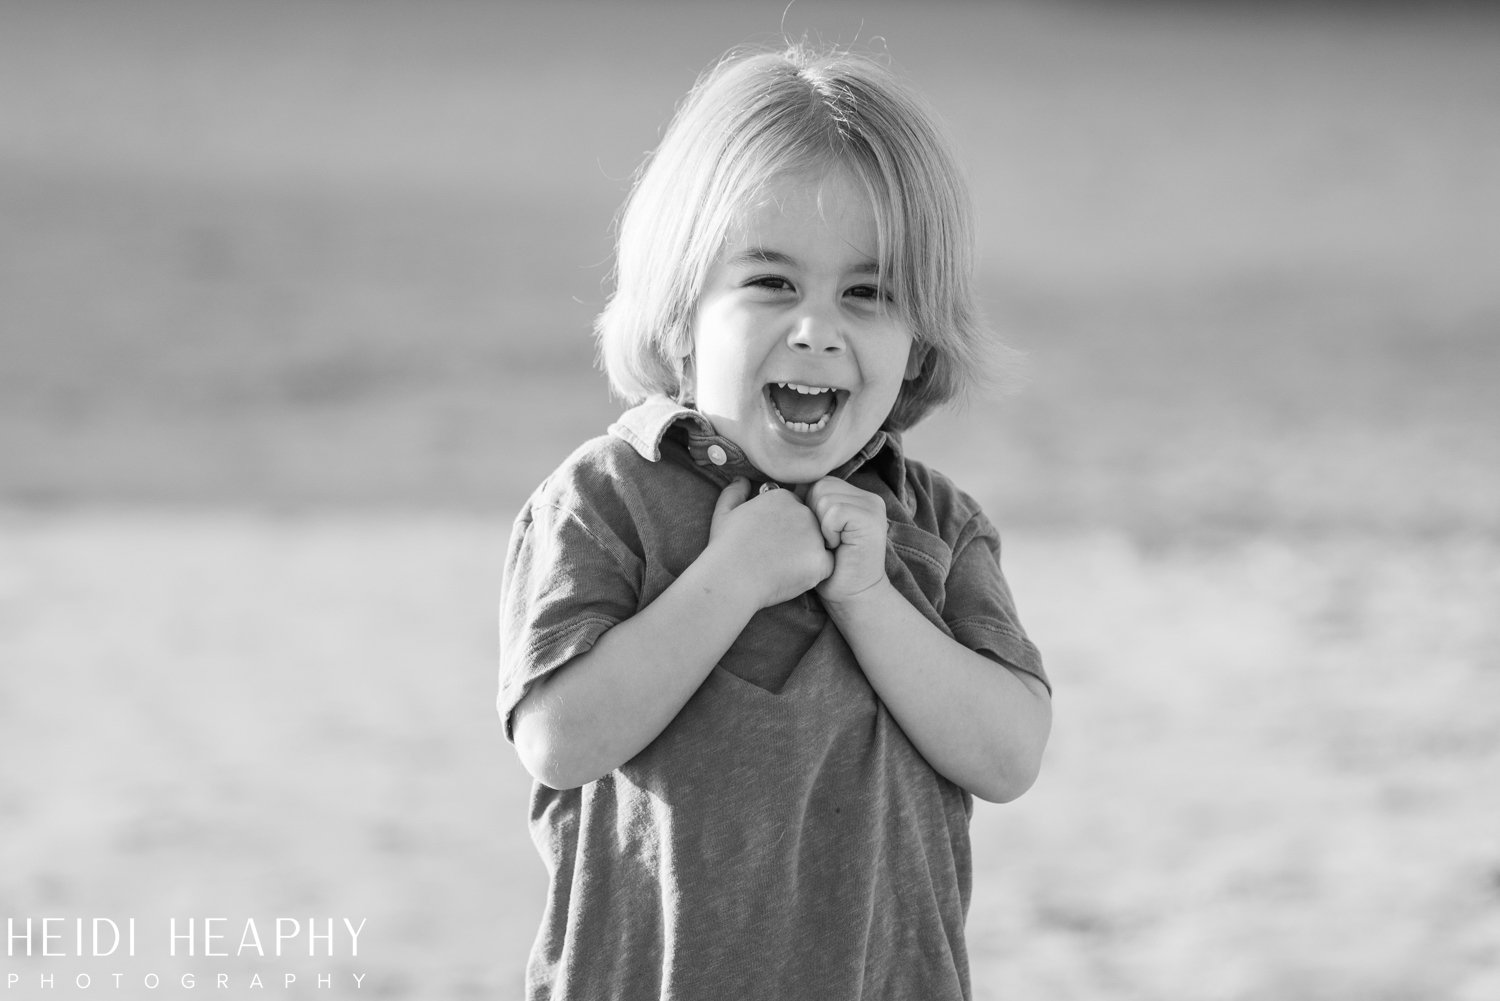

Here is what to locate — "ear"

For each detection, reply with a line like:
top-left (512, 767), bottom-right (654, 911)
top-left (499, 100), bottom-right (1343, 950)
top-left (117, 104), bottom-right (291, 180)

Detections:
top-left (904, 342), bottom-right (929, 381)
top-left (672, 344), bottom-right (696, 404)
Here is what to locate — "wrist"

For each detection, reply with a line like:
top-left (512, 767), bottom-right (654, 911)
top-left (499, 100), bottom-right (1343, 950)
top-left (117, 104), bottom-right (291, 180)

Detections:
top-left (687, 540), bottom-right (769, 618)
top-left (820, 575), bottom-right (898, 622)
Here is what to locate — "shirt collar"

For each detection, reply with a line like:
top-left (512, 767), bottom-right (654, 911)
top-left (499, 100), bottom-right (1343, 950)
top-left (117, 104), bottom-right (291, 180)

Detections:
top-left (608, 395), bottom-right (908, 502)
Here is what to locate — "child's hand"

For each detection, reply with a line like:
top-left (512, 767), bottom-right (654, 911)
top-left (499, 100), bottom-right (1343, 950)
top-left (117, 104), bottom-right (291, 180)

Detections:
top-left (707, 477), bottom-right (833, 609)
top-left (806, 477), bottom-right (890, 606)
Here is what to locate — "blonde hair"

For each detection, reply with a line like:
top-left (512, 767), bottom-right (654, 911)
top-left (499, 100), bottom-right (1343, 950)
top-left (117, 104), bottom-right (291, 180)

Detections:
top-left (595, 43), bottom-right (987, 432)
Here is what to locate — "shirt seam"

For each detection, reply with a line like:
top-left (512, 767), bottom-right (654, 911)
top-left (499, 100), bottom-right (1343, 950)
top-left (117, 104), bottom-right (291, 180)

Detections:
top-left (889, 539), bottom-right (949, 573)
top-left (529, 500), bottom-right (642, 581)
top-left (949, 616), bottom-right (1049, 689)
top-left (947, 614), bottom-right (1028, 641)
top-left (952, 508), bottom-right (992, 553)
top-left (521, 613), bottom-right (622, 666)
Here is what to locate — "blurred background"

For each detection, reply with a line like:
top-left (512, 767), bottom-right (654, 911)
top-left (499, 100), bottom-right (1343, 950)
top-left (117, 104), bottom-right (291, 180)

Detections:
top-left (2, 1), bottom-right (1497, 997)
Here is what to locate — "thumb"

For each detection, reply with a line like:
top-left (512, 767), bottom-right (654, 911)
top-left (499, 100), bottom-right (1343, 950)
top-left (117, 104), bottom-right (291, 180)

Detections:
top-left (713, 476), bottom-right (752, 519)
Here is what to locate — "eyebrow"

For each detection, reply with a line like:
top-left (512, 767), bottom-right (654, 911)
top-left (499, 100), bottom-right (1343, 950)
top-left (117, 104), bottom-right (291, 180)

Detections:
top-left (727, 247), bottom-right (881, 275)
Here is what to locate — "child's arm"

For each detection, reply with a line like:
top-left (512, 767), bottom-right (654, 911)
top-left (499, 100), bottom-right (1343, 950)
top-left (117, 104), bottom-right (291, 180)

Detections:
top-left (807, 477), bottom-right (1052, 804)
top-left (512, 478), bottom-right (832, 790)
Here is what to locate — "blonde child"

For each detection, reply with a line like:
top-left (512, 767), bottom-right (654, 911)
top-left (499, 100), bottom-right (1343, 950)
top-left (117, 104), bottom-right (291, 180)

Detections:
top-left (499, 43), bottom-right (1051, 1001)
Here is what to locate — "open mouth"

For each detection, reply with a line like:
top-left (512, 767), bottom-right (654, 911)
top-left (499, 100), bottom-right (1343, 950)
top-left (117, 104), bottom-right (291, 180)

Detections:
top-left (766, 382), bottom-right (842, 433)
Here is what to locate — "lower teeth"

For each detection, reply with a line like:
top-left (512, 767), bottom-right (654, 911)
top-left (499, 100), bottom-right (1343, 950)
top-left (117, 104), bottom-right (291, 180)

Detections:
top-left (776, 408), bottom-right (831, 433)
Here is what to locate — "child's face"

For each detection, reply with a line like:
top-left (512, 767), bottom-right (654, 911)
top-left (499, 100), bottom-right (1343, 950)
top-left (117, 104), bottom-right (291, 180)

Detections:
top-left (689, 167), bottom-right (917, 485)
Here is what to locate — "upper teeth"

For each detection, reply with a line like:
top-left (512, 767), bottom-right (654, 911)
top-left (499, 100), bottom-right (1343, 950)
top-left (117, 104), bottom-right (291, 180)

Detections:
top-left (778, 383), bottom-right (833, 395)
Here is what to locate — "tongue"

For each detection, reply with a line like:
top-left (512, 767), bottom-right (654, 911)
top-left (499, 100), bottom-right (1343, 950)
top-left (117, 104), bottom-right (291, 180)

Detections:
top-left (769, 385), bottom-right (835, 424)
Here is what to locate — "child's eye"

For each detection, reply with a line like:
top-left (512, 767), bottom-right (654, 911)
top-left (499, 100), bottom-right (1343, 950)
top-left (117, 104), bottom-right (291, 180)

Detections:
top-left (846, 284), bottom-right (892, 303)
top-left (747, 276), bottom-right (794, 292)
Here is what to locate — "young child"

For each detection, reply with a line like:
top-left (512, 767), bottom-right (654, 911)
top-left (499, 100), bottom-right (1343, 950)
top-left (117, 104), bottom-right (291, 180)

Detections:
top-left (499, 43), bottom-right (1051, 1001)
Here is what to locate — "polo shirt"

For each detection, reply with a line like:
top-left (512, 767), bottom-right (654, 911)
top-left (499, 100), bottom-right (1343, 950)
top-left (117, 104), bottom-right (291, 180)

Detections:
top-left (499, 397), bottom-right (1046, 1000)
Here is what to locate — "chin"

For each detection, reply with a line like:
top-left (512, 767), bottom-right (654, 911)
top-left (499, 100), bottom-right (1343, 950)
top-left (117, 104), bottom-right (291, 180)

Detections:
top-left (772, 467), bottom-right (830, 487)
top-left (756, 449), bottom-right (844, 486)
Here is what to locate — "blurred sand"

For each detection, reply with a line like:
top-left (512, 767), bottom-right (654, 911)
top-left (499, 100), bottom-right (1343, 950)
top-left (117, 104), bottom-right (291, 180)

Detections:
top-left (3, 514), bottom-right (1497, 997)
top-left (3, 1), bottom-right (1499, 998)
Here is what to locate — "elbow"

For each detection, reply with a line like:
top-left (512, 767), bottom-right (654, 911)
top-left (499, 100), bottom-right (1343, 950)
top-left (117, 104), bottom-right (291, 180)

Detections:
top-left (515, 740), bottom-right (575, 791)
top-left (972, 755), bottom-right (1043, 804)
top-left (515, 720), bottom-right (607, 791)
top-left (513, 692), bottom-right (613, 791)
top-left (972, 690), bottom-right (1052, 804)
top-left (524, 763), bottom-right (597, 793)
top-left (517, 747), bottom-right (599, 792)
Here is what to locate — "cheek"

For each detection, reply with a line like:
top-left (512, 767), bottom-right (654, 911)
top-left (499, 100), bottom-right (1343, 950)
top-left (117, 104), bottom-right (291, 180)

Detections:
top-left (685, 339), bottom-right (736, 404)
top-left (868, 331), bottom-right (917, 385)
top-left (694, 320), bottom-right (756, 375)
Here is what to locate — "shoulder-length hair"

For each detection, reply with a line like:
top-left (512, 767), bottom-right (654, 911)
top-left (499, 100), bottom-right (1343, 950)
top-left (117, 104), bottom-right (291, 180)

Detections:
top-left (595, 44), bottom-right (989, 432)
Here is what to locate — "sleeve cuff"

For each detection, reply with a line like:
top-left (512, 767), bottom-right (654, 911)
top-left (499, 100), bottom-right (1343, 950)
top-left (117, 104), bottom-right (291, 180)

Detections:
top-left (949, 616), bottom-right (1051, 695)
top-left (497, 614), bottom-right (619, 742)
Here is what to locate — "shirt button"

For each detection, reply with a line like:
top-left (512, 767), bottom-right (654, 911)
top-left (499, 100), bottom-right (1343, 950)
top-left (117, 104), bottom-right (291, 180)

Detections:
top-left (706, 445), bottom-right (728, 466)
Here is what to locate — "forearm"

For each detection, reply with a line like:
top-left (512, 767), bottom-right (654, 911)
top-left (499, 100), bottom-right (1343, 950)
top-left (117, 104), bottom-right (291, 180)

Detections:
top-left (514, 552), bottom-right (758, 790)
top-left (824, 581), bottom-right (1052, 803)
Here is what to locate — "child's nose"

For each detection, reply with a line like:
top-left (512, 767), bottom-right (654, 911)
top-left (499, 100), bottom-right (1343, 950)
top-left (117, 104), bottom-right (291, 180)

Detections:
top-left (787, 308), bottom-right (846, 354)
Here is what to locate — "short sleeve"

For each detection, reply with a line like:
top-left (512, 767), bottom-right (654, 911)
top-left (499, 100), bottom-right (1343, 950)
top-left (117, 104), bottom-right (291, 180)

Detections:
top-left (942, 511), bottom-right (1050, 694)
top-left (497, 499), bottom-right (643, 741)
